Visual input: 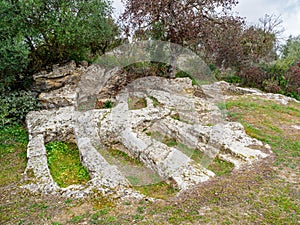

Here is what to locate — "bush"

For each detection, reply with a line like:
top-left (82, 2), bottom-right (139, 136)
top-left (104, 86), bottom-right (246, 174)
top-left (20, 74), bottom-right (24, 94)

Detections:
top-left (285, 62), bottom-right (300, 100)
top-left (238, 65), bottom-right (268, 88)
top-left (218, 69), bottom-right (241, 84)
top-left (262, 79), bottom-right (282, 94)
top-left (0, 91), bottom-right (41, 126)
top-left (236, 60), bottom-right (299, 100)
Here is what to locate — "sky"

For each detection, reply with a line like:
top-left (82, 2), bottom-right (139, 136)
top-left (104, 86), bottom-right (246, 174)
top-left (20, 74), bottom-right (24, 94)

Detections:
top-left (234, 0), bottom-right (300, 38)
top-left (112, 0), bottom-right (300, 39)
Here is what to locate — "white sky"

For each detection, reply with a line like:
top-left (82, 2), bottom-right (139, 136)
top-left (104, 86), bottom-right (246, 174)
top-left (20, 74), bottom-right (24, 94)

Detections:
top-left (234, 0), bottom-right (300, 39)
top-left (112, 0), bottom-right (300, 39)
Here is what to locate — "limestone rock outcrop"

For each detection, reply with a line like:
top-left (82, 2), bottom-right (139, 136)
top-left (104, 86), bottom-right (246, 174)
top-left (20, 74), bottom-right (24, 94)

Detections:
top-left (32, 61), bottom-right (88, 109)
top-left (23, 68), bottom-right (276, 199)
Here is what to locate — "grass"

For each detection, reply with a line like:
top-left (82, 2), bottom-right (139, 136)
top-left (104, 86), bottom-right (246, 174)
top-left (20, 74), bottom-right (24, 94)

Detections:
top-left (45, 141), bottom-right (90, 188)
top-left (97, 148), bottom-right (166, 189)
top-left (175, 70), bottom-right (198, 85)
top-left (135, 182), bottom-right (178, 200)
top-left (170, 113), bottom-right (181, 121)
top-left (208, 157), bottom-right (234, 176)
top-left (97, 148), bottom-right (177, 198)
top-left (95, 100), bottom-right (114, 109)
top-left (97, 148), bottom-right (142, 167)
top-left (0, 125), bottom-right (28, 186)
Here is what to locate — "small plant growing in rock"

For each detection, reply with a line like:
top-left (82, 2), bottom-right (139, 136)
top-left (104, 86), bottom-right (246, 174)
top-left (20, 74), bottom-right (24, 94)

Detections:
top-left (128, 97), bottom-right (147, 110)
top-left (171, 113), bottom-right (181, 121)
top-left (149, 96), bottom-right (160, 107)
top-left (95, 100), bottom-right (114, 109)
top-left (103, 100), bottom-right (114, 109)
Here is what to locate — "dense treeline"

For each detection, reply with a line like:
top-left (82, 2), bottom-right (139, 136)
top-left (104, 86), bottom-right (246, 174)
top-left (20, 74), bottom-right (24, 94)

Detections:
top-left (0, 0), bottom-right (299, 126)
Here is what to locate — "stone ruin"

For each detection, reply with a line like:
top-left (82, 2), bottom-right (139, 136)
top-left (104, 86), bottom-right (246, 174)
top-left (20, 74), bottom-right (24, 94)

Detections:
top-left (22, 63), bottom-right (280, 199)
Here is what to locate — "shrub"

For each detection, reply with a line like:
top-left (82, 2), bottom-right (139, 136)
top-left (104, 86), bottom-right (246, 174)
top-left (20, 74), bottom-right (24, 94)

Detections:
top-left (285, 62), bottom-right (300, 100)
top-left (262, 79), bottom-right (282, 94)
top-left (0, 91), bottom-right (40, 126)
top-left (219, 69), bottom-right (241, 84)
top-left (238, 65), bottom-right (268, 88)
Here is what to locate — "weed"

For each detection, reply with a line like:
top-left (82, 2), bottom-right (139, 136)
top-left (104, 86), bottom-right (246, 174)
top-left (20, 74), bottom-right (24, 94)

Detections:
top-left (104, 148), bottom-right (141, 166)
top-left (95, 100), bottom-right (114, 109)
top-left (127, 176), bottom-right (141, 186)
top-left (149, 96), bottom-right (160, 107)
top-left (175, 70), bottom-right (198, 85)
top-left (171, 113), bottom-right (181, 121)
top-left (71, 214), bottom-right (85, 223)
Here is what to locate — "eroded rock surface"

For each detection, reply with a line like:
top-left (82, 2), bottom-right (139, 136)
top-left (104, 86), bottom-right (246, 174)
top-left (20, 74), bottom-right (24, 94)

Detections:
top-left (24, 68), bottom-right (278, 199)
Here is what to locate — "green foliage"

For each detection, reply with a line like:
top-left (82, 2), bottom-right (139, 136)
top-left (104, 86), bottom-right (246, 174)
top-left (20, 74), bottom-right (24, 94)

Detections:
top-left (0, 1), bottom-right (30, 90)
top-left (45, 141), bottom-right (90, 188)
top-left (20, 0), bottom-right (116, 69)
top-left (149, 96), bottom-right (160, 107)
top-left (0, 0), bottom-right (118, 90)
top-left (0, 91), bottom-right (41, 126)
top-left (103, 100), bottom-right (114, 109)
top-left (105, 148), bottom-right (141, 165)
top-left (281, 35), bottom-right (300, 61)
top-left (238, 58), bottom-right (300, 100)
top-left (175, 70), bottom-right (198, 85)
top-left (218, 69), bottom-right (241, 84)
top-left (95, 100), bottom-right (114, 109)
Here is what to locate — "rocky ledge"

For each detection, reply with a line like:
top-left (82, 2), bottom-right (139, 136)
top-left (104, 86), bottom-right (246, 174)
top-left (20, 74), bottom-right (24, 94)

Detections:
top-left (21, 65), bottom-right (284, 200)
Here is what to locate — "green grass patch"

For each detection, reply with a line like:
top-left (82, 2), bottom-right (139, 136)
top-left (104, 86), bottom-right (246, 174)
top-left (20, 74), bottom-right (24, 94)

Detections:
top-left (170, 113), bottom-right (181, 121)
top-left (0, 125), bottom-right (28, 186)
top-left (97, 148), bottom-right (162, 187)
top-left (149, 131), bottom-right (233, 176)
top-left (45, 141), bottom-right (90, 188)
top-left (95, 100), bottom-right (114, 109)
top-left (138, 130), bottom-right (232, 187)
top-left (101, 148), bottom-right (142, 166)
top-left (208, 158), bottom-right (234, 176)
top-left (135, 181), bottom-right (178, 199)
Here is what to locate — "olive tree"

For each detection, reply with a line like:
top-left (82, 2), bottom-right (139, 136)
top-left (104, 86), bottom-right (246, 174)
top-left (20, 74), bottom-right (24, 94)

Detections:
top-left (0, 0), bottom-right (118, 90)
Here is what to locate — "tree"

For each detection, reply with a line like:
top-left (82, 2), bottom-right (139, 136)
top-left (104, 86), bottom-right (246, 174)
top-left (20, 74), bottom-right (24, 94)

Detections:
top-left (0, 0), bottom-right (117, 90)
top-left (0, 1), bottom-right (29, 90)
top-left (122, 0), bottom-right (239, 46)
top-left (121, 0), bottom-right (240, 77)
top-left (281, 35), bottom-right (300, 61)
